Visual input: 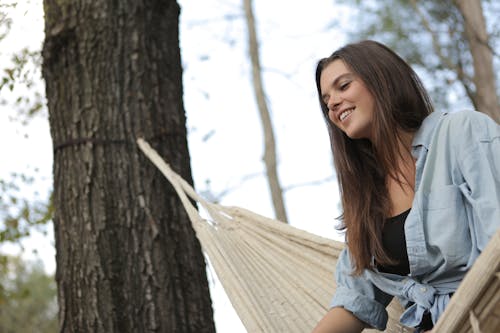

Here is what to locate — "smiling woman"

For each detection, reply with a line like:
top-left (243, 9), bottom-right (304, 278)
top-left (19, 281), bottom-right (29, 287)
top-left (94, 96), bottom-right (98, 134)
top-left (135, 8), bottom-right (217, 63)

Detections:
top-left (312, 40), bottom-right (500, 333)
top-left (319, 61), bottom-right (375, 140)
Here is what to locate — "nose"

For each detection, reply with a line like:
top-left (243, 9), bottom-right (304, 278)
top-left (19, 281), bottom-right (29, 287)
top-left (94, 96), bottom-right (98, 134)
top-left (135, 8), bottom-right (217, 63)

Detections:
top-left (327, 94), bottom-right (341, 112)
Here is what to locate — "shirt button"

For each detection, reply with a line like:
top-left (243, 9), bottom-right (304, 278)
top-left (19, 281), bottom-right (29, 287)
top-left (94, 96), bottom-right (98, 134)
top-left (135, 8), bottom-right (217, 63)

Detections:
top-left (420, 287), bottom-right (427, 293)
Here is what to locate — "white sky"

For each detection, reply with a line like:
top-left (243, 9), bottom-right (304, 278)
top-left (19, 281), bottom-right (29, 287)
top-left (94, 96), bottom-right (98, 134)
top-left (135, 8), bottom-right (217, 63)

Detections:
top-left (0, 0), bottom-right (353, 331)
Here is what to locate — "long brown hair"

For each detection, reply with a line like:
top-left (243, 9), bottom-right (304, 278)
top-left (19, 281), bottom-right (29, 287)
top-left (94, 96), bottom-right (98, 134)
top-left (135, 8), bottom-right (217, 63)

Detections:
top-left (315, 40), bottom-right (433, 274)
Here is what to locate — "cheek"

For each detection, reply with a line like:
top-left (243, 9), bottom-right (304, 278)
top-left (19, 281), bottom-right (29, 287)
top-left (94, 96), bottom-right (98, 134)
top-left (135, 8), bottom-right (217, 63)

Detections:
top-left (366, 100), bottom-right (376, 118)
top-left (328, 110), bottom-right (338, 126)
top-left (361, 91), bottom-right (376, 114)
top-left (327, 110), bottom-right (334, 122)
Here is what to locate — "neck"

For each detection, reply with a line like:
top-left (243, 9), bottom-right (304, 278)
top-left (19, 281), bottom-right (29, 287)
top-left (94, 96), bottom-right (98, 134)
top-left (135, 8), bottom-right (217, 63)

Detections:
top-left (389, 130), bottom-right (416, 187)
top-left (386, 130), bottom-right (416, 216)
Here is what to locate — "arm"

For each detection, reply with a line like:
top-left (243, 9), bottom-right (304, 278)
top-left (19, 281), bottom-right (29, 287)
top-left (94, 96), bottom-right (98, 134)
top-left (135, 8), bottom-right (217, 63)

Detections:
top-left (311, 307), bottom-right (365, 333)
top-left (319, 249), bottom-right (393, 331)
top-left (453, 111), bottom-right (500, 249)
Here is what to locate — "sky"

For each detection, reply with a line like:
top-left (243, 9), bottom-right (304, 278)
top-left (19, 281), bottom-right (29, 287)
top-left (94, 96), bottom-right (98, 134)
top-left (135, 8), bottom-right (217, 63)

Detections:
top-left (0, 0), bottom-right (354, 331)
top-left (180, 0), bottom-right (350, 235)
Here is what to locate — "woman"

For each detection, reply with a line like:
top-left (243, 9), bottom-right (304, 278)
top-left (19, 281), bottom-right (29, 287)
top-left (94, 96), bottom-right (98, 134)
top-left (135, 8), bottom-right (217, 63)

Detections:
top-left (312, 40), bottom-right (500, 332)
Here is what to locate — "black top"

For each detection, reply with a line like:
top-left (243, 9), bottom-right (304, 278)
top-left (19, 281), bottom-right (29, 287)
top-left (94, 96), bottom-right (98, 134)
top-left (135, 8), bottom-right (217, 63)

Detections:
top-left (376, 208), bottom-right (411, 275)
top-left (376, 208), bottom-right (436, 330)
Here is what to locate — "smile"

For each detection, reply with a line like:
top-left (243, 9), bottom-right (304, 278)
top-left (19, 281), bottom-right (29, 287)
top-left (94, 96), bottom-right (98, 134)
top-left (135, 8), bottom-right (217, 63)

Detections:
top-left (339, 107), bottom-right (355, 121)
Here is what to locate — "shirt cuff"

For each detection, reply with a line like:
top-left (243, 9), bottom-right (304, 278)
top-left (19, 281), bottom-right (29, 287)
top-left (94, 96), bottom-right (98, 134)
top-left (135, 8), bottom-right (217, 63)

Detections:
top-left (330, 286), bottom-right (389, 330)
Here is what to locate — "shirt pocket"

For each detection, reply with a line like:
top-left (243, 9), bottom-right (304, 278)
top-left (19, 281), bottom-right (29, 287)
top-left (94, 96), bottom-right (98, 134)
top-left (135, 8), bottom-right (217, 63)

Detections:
top-left (421, 185), bottom-right (470, 263)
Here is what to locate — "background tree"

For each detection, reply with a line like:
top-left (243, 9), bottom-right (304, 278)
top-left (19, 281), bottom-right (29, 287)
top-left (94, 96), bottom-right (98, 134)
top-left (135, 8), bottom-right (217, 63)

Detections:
top-left (243, 0), bottom-right (288, 223)
top-left (0, 256), bottom-right (58, 333)
top-left (42, 0), bottom-right (215, 331)
top-left (339, 0), bottom-right (500, 122)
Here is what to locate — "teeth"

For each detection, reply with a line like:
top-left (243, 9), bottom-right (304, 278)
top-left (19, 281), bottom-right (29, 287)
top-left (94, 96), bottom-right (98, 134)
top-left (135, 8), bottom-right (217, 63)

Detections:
top-left (340, 108), bottom-right (354, 121)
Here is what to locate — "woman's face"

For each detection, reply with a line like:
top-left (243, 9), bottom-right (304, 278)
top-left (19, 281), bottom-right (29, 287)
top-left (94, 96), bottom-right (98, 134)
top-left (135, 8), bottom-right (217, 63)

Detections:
top-left (319, 60), bottom-right (376, 140)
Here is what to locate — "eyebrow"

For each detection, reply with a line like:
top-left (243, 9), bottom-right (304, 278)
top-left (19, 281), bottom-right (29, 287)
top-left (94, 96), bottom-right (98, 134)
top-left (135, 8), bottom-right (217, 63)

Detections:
top-left (321, 72), bottom-right (354, 103)
top-left (332, 72), bottom-right (354, 87)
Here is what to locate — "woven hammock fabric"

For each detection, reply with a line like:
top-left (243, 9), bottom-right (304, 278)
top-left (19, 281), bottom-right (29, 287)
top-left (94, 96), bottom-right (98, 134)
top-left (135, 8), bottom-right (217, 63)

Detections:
top-left (137, 138), bottom-right (499, 333)
top-left (137, 139), bottom-right (413, 332)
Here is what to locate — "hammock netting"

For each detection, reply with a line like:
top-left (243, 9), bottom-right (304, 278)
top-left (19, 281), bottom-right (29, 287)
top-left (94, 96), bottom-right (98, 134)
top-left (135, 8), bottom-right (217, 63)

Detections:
top-left (138, 138), bottom-right (500, 333)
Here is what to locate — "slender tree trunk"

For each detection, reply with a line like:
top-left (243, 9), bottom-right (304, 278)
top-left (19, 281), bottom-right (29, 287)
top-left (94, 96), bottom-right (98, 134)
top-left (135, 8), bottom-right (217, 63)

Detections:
top-left (243, 0), bottom-right (288, 223)
top-left (454, 0), bottom-right (500, 123)
top-left (42, 1), bottom-right (215, 332)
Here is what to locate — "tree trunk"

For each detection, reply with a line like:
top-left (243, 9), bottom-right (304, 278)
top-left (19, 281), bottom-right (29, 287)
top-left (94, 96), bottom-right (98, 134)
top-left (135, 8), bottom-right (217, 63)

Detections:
top-left (243, 0), bottom-right (288, 223)
top-left (454, 0), bottom-right (500, 123)
top-left (41, 1), bottom-right (215, 332)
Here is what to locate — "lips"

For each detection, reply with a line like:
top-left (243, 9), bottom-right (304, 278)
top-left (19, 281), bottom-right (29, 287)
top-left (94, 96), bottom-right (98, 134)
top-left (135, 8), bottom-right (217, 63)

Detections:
top-left (339, 107), bottom-right (355, 121)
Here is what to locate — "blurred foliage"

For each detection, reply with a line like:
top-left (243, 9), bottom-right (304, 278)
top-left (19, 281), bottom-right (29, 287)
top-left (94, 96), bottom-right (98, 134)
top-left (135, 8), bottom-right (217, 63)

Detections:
top-left (1, 47), bottom-right (45, 124)
top-left (0, 171), bottom-right (53, 244)
top-left (0, 1), bottom-right (53, 255)
top-left (1, 0), bottom-right (46, 123)
top-left (0, 3), bottom-right (13, 42)
top-left (335, 0), bottom-right (500, 112)
top-left (0, 4), bottom-right (58, 330)
top-left (0, 255), bottom-right (58, 333)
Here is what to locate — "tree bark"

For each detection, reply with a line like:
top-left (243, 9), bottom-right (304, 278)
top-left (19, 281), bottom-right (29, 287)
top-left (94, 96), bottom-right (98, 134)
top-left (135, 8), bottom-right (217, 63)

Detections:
top-left (454, 0), bottom-right (500, 123)
top-left (243, 0), bottom-right (288, 223)
top-left (42, 0), bottom-right (215, 332)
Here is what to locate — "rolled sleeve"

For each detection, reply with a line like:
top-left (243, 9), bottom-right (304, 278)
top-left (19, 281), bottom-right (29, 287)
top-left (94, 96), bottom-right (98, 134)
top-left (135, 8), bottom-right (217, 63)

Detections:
top-left (330, 249), bottom-right (393, 330)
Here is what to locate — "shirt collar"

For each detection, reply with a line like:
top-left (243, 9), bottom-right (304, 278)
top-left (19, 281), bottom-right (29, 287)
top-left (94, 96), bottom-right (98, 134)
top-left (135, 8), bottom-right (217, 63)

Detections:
top-left (412, 111), bottom-right (446, 149)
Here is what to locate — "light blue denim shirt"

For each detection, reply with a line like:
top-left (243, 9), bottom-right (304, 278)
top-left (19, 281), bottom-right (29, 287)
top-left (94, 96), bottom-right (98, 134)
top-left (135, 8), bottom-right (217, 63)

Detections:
top-left (330, 110), bottom-right (500, 331)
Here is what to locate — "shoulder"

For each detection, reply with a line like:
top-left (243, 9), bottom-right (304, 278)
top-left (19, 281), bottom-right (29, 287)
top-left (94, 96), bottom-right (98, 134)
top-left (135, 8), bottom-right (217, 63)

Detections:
top-left (431, 110), bottom-right (500, 148)
top-left (429, 111), bottom-right (500, 173)
top-left (439, 110), bottom-right (499, 137)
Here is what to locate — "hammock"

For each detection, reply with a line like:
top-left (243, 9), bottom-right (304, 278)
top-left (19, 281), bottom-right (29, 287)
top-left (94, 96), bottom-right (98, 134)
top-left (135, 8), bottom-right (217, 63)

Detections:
top-left (137, 138), bottom-right (500, 333)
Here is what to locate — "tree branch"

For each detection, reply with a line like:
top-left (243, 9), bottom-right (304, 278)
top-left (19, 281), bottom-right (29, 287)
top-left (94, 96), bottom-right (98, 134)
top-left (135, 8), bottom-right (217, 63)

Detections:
top-left (409, 0), bottom-right (473, 85)
top-left (243, 0), bottom-right (288, 223)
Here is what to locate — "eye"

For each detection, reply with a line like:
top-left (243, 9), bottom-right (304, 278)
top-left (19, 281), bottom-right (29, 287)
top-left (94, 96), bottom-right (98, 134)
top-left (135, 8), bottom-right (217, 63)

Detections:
top-left (339, 81), bottom-right (351, 91)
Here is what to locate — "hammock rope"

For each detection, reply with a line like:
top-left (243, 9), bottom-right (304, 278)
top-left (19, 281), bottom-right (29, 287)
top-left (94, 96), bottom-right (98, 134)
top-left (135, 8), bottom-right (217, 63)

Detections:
top-left (137, 138), bottom-right (499, 333)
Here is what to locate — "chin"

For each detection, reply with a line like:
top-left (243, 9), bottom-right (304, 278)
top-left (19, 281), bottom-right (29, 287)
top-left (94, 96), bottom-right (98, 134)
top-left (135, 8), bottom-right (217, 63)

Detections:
top-left (344, 126), bottom-right (371, 140)
top-left (345, 131), bottom-right (364, 140)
